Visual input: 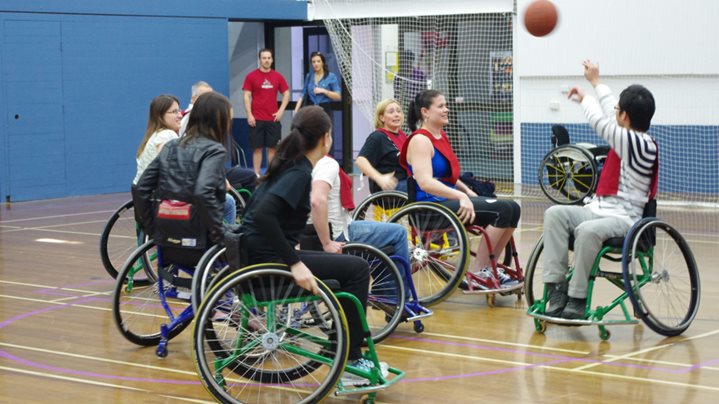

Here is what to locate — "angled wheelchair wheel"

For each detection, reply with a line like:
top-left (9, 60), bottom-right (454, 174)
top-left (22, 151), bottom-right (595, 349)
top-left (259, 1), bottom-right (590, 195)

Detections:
top-left (112, 240), bottom-right (192, 346)
top-left (227, 187), bottom-right (248, 224)
top-left (622, 218), bottom-right (700, 337)
top-left (193, 265), bottom-right (349, 404)
top-left (389, 202), bottom-right (469, 306)
top-left (191, 244), bottom-right (229, 313)
top-left (352, 190), bottom-right (408, 222)
top-left (99, 200), bottom-right (151, 285)
top-left (342, 243), bottom-right (405, 344)
top-left (524, 236), bottom-right (544, 307)
top-left (538, 144), bottom-right (598, 205)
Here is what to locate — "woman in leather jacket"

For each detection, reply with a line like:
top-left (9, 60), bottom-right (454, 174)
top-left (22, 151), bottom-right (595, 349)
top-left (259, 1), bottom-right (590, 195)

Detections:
top-left (133, 91), bottom-right (232, 247)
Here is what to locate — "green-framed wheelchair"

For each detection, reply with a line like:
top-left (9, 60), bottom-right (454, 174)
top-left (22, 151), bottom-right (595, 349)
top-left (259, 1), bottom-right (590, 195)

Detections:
top-left (525, 201), bottom-right (701, 340)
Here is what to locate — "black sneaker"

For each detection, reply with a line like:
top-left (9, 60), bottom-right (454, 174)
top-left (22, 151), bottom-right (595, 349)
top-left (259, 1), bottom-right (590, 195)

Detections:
top-left (561, 297), bottom-right (588, 320)
top-left (544, 281), bottom-right (568, 317)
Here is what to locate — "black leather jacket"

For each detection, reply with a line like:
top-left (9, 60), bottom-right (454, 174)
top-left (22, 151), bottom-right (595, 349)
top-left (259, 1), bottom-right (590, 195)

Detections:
top-left (133, 137), bottom-right (227, 244)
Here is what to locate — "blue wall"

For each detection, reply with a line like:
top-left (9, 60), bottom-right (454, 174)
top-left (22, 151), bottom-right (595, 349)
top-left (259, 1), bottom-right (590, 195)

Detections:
top-left (0, 2), bottom-right (306, 201)
top-left (521, 123), bottom-right (719, 196)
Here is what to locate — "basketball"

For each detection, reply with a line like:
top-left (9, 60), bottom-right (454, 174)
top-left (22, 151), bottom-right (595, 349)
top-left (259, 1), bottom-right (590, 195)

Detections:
top-left (523, 0), bottom-right (558, 37)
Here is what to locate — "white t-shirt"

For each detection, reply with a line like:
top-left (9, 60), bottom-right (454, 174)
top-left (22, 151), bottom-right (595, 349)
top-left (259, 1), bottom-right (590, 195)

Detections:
top-left (309, 156), bottom-right (352, 239)
top-left (178, 104), bottom-right (193, 138)
top-left (133, 129), bottom-right (178, 184)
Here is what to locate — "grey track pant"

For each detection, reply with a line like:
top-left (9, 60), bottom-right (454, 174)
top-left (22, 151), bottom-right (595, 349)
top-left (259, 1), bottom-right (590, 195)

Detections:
top-left (542, 205), bottom-right (630, 299)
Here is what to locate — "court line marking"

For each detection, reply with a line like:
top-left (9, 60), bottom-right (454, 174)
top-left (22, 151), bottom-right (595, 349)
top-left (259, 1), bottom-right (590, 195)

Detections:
top-left (0, 365), bottom-right (148, 392)
top-left (0, 279), bottom-right (112, 293)
top-left (383, 344), bottom-right (530, 367)
top-left (0, 342), bottom-right (198, 376)
top-left (417, 331), bottom-right (591, 355)
top-left (158, 395), bottom-right (215, 403)
top-left (1, 227), bottom-right (103, 237)
top-left (559, 366), bottom-right (719, 393)
top-left (578, 328), bottom-right (719, 371)
top-left (0, 209), bottom-right (117, 224)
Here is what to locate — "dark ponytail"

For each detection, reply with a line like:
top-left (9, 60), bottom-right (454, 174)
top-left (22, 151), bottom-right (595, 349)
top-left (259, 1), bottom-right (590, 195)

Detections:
top-left (260, 106), bottom-right (331, 183)
top-left (407, 89), bottom-right (442, 132)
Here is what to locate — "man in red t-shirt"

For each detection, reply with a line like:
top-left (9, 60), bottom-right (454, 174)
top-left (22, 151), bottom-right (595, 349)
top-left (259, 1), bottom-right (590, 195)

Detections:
top-left (243, 48), bottom-right (290, 175)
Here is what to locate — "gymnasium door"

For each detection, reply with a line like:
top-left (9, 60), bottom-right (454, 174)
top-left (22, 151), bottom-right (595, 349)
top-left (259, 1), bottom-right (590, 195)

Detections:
top-left (2, 19), bottom-right (66, 201)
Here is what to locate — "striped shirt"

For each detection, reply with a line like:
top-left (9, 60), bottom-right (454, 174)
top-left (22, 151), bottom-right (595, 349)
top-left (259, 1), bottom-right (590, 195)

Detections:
top-left (582, 84), bottom-right (658, 224)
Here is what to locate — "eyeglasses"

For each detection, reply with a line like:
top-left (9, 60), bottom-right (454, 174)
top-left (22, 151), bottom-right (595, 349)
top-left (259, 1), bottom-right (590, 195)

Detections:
top-left (166, 109), bottom-right (181, 115)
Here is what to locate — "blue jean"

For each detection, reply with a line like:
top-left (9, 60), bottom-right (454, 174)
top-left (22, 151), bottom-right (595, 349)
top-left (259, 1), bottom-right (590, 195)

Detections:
top-left (223, 193), bottom-right (236, 224)
top-left (344, 221), bottom-right (409, 278)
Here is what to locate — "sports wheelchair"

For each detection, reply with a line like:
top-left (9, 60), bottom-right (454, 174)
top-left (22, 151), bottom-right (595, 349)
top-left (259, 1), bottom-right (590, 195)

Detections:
top-left (538, 125), bottom-right (610, 205)
top-left (100, 187), bottom-right (249, 281)
top-left (525, 200), bottom-right (701, 340)
top-left (356, 178), bottom-right (524, 307)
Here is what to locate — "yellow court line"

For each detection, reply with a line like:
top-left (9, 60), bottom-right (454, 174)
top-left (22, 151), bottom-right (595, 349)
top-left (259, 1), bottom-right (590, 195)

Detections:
top-left (0, 365), bottom-right (148, 392)
top-left (417, 331), bottom-right (591, 355)
top-left (0, 342), bottom-right (197, 376)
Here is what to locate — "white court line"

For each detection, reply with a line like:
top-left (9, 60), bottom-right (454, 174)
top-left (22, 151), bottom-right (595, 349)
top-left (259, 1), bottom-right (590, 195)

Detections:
top-left (418, 331), bottom-right (591, 355)
top-left (1, 227), bottom-right (102, 237)
top-left (0, 365), bottom-right (148, 392)
top-left (0, 279), bottom-right (112, 294)
top-left (0, 209), bottom-right (116, 224)
top-left (158, 395), bottom-right (215, 403)
top-left (577, 328), bottom-right (719, 372)
top-left (384, 344), bottom-right (530, 367)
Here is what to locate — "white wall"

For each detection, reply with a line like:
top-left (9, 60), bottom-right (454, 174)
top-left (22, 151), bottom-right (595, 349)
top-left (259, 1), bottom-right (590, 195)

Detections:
top-left (515, 0), bottom-right (719, 128)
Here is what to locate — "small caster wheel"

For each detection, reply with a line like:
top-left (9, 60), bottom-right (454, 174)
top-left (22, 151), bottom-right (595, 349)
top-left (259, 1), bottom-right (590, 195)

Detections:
top-left (599, 327), bottom-right (611, 341)
top-left (156, 344), bottom-right (168, 358)
top-left (360, 393), bottom-right (375, 404)
top-left (486, 293), bottom-right (496, 307)
top-left (534, 318), bottom-right (546, 334)
top-left (413, 321), bottom-right (424, 333)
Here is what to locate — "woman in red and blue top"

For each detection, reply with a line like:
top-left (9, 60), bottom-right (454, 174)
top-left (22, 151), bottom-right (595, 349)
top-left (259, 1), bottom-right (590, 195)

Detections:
top-left (400, 90), bottom-right (521, 286)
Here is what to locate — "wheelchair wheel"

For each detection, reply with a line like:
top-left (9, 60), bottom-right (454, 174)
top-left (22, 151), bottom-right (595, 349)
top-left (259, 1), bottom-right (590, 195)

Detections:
top-left (352, 190), bottom-right (408, 222)
top-left (538, 144), bottom-right (598, 205)
top-left (191, 244), bottom-right (229, 312)
top-left (193, 265), bottom-right (349, 404)
top-left (524, 236), bottom-right (544, 307)
top-left (342, 243), bottom-right (405, 344)
top-left (112, 240), bottom-right (192, 346)
top-left (227, 187), bottom-right (248, 224)
top-left (99, 200), bottom-right (151, 285)
top-left (622, 219), bottom-right (700, 337)
top-left (389, 203), bottom-right (469, 306)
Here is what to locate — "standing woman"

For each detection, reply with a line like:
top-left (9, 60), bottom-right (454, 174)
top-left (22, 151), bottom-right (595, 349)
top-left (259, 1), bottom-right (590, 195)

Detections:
top-left (400, 90), bottom-right (521, 285)
top-left (133, 94), bottom-right (182, 185)
top-left (293, 51), bottom-right (341, 116)
top-left (133, 92), bottom-right (233, 251)
top-left (356, 99), bottom-right (408, 193)
top-left (240, 106), bottom-right (386, 385)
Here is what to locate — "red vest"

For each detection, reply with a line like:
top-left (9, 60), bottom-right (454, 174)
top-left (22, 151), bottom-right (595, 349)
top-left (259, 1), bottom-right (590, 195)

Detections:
top-left (399, 128), bottom-right (461, 184)
top-left (595, 143), bottom-right (659, 199)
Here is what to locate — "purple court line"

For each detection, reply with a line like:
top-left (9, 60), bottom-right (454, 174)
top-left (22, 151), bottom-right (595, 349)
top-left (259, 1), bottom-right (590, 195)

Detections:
top-left (390, 334), bottom-right (690, 374)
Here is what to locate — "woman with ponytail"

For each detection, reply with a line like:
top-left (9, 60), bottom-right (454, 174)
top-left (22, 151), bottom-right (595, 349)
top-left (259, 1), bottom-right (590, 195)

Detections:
top-left (400, 90), bottom-right (521, 288)
top-left (240, 106), bottom-right (386, 386)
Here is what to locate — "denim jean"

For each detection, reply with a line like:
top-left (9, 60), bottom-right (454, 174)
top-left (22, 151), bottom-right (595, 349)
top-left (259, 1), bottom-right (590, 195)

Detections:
top-left (344, 221), bottom-right (410, 278)
top-left (223, 192), bottom-right (237, 224)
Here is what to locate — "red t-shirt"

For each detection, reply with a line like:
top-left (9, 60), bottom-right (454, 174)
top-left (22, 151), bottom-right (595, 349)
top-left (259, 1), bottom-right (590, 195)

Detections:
top-left (242, 69), bottom-right (289, 121)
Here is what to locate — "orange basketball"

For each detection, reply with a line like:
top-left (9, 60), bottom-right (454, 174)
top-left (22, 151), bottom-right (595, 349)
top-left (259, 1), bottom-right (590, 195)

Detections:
top-left (523, 0), bottom-right (558, 37)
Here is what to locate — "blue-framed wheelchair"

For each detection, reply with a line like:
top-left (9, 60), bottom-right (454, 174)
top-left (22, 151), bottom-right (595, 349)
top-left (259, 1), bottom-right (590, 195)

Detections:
top-left (538, 124), bottom-right (610, 205)
top-left (112, 235), bottom-right (405, 402)
top-left (524, 200), bottom-right (701, 340)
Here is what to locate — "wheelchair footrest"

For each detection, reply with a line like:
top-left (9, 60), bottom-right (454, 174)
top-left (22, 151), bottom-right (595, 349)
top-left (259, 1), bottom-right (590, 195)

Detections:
top-left (461, 282), bottom-right (524, 295)
top-left (528, 312), bottom-right (639, 327)
top-left (334, 367), bottom-right (405, 396)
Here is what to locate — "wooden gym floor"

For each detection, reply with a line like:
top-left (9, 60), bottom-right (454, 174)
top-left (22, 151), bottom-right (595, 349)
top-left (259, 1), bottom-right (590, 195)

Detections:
top-left (0, 192), bottom-right (717, 403)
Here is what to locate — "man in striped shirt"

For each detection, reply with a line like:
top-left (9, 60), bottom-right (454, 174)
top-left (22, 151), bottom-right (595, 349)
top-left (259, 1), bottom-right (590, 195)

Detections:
top-left (543, 60), bottom-right (658, 320)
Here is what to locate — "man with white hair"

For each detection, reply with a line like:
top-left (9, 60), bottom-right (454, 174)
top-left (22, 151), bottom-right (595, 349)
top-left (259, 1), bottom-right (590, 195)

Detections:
top-left (179, 81), bottom-right (213, 137)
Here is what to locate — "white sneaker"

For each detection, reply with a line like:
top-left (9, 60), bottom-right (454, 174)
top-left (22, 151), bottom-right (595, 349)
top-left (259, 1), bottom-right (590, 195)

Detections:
top-left (496, 267), bottom-right (519, 287)
top-left (340, 358), bottom-right (389, 386)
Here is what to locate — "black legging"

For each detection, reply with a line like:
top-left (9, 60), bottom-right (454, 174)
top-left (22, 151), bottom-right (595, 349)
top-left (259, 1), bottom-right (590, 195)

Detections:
top-left (440, 196), bottom-right (521, 228)
top-left (249, 249), bottom-right (370, 360)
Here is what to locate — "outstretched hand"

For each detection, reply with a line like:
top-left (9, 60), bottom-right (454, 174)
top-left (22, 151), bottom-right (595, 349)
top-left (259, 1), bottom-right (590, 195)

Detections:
top-left (567, 86), bottom-right (586, 103)
top-left (582, 60), bottom-right (600, 86)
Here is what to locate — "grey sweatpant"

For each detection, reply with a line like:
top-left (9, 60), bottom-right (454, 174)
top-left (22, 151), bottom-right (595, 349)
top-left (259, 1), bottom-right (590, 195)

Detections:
top-left (542, 205), bottom-right (630, 299)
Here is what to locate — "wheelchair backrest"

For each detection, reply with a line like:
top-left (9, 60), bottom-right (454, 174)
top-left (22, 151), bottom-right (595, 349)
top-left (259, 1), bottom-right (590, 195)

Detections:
top-left (551, 125), bottom-right (570, 147)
